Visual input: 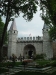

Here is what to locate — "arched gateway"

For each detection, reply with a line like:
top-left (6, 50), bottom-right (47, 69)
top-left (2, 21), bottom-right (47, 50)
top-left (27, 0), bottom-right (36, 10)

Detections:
top-left (24, 44), bottom-right (36, 59)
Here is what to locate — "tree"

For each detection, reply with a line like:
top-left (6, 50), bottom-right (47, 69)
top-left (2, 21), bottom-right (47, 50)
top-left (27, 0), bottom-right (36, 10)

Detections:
top-left (39, 0), bottom-right (56, 40)
top-left (49, 26), bottom-right (56, 40)
top-left (0, 17), bottom-right (7, 61)
top-left (0, 17), bottom-right (7, 44)
top-left (0, 0), bottom-right (38, 61)
top-left (0, 17), bottom-right (4, 43)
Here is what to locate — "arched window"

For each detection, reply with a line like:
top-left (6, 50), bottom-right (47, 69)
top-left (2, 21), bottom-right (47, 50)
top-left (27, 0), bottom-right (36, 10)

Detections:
top-left (14, 31), bottom-right (15, 33)
top-left (46, 29), bottom-right (48, 31)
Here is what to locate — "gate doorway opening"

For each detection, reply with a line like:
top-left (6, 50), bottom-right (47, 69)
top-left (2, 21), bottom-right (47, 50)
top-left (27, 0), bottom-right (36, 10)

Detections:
top-left (24, 44), bottom-right (36, 59)
top-left (28, 50), bottom-right (33, 58)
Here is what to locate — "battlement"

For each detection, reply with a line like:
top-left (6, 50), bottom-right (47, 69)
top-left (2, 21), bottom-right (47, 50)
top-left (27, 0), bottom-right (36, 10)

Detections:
top-left (17, 36), bottom-right (43, 41)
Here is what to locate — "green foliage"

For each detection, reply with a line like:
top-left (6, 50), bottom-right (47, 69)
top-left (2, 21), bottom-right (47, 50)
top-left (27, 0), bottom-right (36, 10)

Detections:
top-left (0, 0), bottom-right (37, 21)
top-left (36, 60), bottom-right (51, 65)
top-left (0, 62), bottom-right (22, 67)
top-left (40, 0), bottom-right (56, 40)
top-left (35, 60), bottom-right (56, 68)
top-left (0, 17), bottom-right (4, 41)
top-left (40, 0), bottom-right (56, 24)
top-left (35, 54), bottom-right (45, 59)
top-left (0, 17), bottom-right (7, 44)
top-left (49, 26), bottom-right (56, 40)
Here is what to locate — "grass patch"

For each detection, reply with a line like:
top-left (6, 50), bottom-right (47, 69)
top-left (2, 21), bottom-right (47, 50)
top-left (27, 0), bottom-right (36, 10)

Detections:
top-left (0, 68), bottom-right (9, 74)
top-left (35, 60), bottom-right (56, 65)
top-left (36, 60), bottom-right (51, 65)
top-left (34, 60), bottom-right (56, 68)
top-left (0, 62), bottom-right (22, 67)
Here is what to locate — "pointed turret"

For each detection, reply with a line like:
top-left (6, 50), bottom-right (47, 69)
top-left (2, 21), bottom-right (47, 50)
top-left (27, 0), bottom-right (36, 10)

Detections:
top-left (43, 22), bottom-right (53, 59)
top-left (43, 22), bottom-right (49, 41)
top-left (8, 19), bottom-right (18, 58)
top-left (43, 23), bottom-right (49, 29)
top-left (43, 22), bottom-right (49, 32)
top-left (9, 19), bottom-right (17, 31)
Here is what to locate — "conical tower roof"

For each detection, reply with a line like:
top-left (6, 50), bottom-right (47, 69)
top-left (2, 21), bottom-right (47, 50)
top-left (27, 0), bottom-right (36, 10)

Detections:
top-left (9, 19), bottom-right (17, 31)
top-left (43, 22), bottom-right (49, 29)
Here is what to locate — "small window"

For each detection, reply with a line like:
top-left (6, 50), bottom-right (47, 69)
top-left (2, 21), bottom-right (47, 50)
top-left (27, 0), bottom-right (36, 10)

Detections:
top-left (14, 31), bottom-right (15, 33)
top-left (46, 29), bottom-right (48, 31)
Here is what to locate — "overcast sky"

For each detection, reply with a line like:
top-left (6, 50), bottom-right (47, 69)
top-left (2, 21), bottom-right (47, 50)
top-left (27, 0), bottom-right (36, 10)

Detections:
top-left (3, 7), bottom-right (44, 37)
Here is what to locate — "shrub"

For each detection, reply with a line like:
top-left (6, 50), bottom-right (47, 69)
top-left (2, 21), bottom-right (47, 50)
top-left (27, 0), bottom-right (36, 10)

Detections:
top-left (35, 54), bottom-right (46, 60)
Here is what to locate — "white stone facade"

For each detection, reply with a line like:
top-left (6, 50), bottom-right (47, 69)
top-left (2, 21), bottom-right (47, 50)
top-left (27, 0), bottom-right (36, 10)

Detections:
top-left (8, 20), bottom-right (53, 59)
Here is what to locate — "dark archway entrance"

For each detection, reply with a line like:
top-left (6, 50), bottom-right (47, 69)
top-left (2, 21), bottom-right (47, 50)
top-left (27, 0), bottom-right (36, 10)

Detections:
top-left (28, 50), bottom-right (33, 58)
top-left (24, 44), bottom-right (36, 59)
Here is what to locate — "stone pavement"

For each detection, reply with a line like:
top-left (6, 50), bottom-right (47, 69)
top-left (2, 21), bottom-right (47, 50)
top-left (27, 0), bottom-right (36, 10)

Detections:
top-left (0, 66), bottom-right (56, 75)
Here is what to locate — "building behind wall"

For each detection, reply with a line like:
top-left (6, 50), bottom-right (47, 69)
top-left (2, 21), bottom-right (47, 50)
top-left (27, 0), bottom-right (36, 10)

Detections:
top-left (8, 19), bottom-right (54, 59)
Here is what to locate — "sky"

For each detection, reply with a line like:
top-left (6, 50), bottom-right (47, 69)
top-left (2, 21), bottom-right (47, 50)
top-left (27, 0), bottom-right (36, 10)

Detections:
top-left (3, 7), bottom-right (44, 37)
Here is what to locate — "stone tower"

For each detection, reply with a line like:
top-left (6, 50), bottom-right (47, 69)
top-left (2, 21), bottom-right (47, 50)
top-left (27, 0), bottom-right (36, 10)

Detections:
top-left (43, 23), bottom-right (53, 59)
top-left (8, 19), bottom-right (18, 58)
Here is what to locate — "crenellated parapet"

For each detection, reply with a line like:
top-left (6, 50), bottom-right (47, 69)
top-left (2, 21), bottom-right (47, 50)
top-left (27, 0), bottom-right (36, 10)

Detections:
top-left (17, 36), bottom-right (43, 41)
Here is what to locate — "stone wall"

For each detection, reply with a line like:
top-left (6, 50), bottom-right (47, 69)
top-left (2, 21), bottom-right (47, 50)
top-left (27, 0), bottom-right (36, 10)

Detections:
top-left (18, 36), bottom-right (43, 41)
top-left (16, 41), bottom-right (43, 58)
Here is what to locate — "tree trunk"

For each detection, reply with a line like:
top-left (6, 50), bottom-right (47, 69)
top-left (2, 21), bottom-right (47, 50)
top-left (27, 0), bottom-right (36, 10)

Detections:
top-left (0, 17), bottom-right (10, 62)
top-left (0, 0), bottom-right (10, 62)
